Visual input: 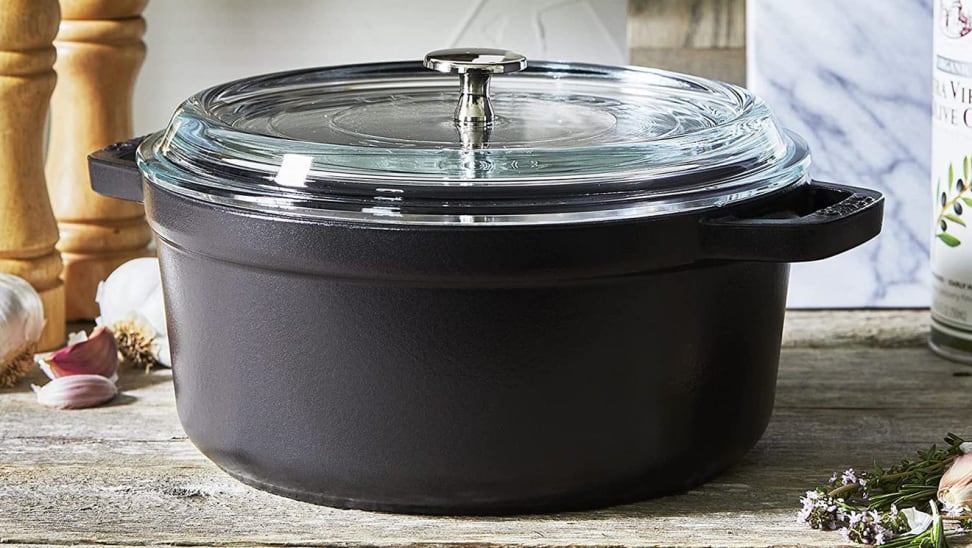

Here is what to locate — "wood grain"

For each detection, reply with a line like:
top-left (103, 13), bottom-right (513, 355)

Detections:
top-left (0, 311), bottom-right (969, 547)
top-left (782, 308), bottom-right (930, 348)
top-left (630, 47), bottom-right (746, 86)
top-left (46, 0), bottom-right (152, 321)
top-left (0, 0), bottom-right (65, 351)
top-left (628, 0), bottom-right (746, 85)
top-left (628, 0), bottom-right (744, 49)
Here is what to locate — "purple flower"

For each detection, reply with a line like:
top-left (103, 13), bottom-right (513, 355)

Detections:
top-left (798, 490), bottom-right (847, 531)
top-left (839, 510), bottom-right (895, 545)
top-left (841, 468), bottom-right (858, 486)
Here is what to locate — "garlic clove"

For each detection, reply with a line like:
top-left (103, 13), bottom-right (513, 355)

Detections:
top-left (900, 507), bottom-right (934, 535)
top-left (32, 374), bottom-right (118, 409)
top-left (37, 330), bottom-right (90, 379)
top-left (42, 326), bottom-right (119, 380)
top-left (938, 453), bottom-right (972, 510)
top-left (0, 273), bottom-right (45, 387)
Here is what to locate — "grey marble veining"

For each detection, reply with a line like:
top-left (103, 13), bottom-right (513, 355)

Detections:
top-left (748, 0), bottom-right (932, 307)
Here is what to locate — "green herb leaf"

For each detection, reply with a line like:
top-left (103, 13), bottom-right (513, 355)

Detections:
top-left (962, 197), bottom-right (972, 207)
top-left (946, 214), bottom-right (967, 226)
top-left (930, 500), bottom-right (945, 548)
top-left (964, 156), bottom-right (969, 183)
top-left (937, 233), bottom-right (961, 246)
top-left (950, 162), bottom-right (955, 186)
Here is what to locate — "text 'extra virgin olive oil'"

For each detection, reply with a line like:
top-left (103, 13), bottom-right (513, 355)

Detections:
top-left (931, 0), bottom-right (972, 363)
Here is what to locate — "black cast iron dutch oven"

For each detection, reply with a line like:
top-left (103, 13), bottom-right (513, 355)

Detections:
top-left (89, 49), bottom-right (883, 515)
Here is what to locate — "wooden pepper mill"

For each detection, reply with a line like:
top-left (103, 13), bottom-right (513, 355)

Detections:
top-left (0, 0), bottom-right (66, 350)
top-left (46, 0), bottom-right (152, 320)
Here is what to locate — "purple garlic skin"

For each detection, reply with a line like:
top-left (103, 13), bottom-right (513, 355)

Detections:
top-left (33, 374), bottom-right (118, 410)
top-left (44, 326), bottom-right (118, 379)
top-left (939, 453), bottom-right (972, 510)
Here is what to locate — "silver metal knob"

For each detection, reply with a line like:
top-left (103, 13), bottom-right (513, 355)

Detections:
top-left (423, 48), bottom-right (527, 126)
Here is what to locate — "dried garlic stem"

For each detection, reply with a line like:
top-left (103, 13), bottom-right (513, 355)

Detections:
top-left (0, 342), bottom-right (37, 388)
top-left (112, 319), bottom-right (156, 373)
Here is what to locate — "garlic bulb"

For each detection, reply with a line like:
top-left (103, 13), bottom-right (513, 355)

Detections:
top-left (96, 257), bottom-right (169, 370)
top-left (939, 453), bottom-right (972, 510)
top-left (40, 326), bottom-right (119, 381)
top-left (0, 273), bottom-right (45, 387)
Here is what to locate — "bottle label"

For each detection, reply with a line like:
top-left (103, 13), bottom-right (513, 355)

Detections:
top-left (932, 1), bottom-right (972, 337)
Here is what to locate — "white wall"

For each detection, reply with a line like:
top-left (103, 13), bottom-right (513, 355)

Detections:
top-left (134, 0), bottom-right (628, 134)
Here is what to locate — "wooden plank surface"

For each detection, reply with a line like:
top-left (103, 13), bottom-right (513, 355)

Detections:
top-left (629, 47), bottom-right (746, 87)
top-left (628, 0), bottom-right (746, 85)
top-left (1, 310), bottom-right (970, 547)
top-left (628, 0), bottom-right (744, 49)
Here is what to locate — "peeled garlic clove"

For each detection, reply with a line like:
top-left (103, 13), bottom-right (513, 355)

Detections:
top-left (32, 374), bottom-right (118, 409)
top-left (43, 326), bottom-right (119, 380)
top-left (0, 273), bottom-right (45, 387)
top-left (938, 453), bottom-right (972, 510)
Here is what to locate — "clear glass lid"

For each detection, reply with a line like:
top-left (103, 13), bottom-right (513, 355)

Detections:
top-left (137, 48), bottom-right (810, 225)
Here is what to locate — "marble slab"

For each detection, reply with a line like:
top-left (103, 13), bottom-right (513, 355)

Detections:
top-left (748, 0), bottom-right (933, 307)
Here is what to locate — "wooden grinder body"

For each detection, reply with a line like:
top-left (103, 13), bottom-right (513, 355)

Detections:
top-left (0, 0), bottom-right (65, 350)
top-left (47, 0), bottom-right (151, 320)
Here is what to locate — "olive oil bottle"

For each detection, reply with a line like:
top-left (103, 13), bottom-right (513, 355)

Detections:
top-left (930, 0), bottom-right (972, 362)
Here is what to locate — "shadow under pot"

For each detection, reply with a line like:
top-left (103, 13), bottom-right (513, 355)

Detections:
top-left (89, 48), bottom-right (883, 515)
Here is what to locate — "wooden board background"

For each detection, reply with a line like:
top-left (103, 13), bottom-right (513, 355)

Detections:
top-left (629, 0), bottom-right (746, 85)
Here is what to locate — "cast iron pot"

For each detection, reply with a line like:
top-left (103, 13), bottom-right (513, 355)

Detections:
top-left (88, 49), bottom-right (883, 515)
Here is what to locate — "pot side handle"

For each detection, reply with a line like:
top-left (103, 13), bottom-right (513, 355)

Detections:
top-left (700, 181), bottom-right (884, 262)
top-left (87, 135), bottom-right (150, 203)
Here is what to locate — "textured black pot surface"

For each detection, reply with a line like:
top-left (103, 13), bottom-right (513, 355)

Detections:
top-left (161, 243), bottom-right (785, 514)
top-left (148, 181), bottom-right (788, 514)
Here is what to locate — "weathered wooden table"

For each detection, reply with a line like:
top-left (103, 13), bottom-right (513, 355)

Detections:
top-left (1, 310), bottom-right (969, 547)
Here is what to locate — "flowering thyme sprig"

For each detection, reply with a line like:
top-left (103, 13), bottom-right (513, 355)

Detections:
top-left (797, 434), bottom-right (971, 546)
top-left (797, 489), bottom-right (851, 530)
top-left (841, 508), bottom-right (901, 545)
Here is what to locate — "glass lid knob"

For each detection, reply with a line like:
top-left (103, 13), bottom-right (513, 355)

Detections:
top-left (423, 48), bottom-right (527, 127)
